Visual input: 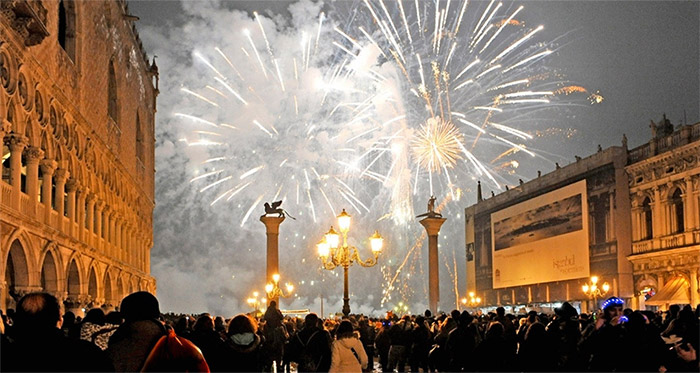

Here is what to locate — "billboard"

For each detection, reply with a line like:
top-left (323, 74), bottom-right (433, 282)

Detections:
top-left (492, 180), bottom-right (589, 288)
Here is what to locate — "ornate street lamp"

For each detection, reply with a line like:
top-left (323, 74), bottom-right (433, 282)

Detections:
top-left (265, 273), bottom-right (295, 301)
top-left (246, 291), bottom-right (266, 316)
top-left (317, 209), bottom-right (383, 316)
top-left (461, 291), bottom-right (482, 309)
top-left (582, 275), bottom-right (610, 310)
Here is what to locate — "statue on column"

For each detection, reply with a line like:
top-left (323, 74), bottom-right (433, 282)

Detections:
top-left (416, 195), bottom-right (442, 218)
top-left (262, 200), bottom-right (295, 219)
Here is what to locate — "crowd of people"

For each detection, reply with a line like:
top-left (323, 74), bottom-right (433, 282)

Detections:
top-left (0, 291), bottom-right (698, 372)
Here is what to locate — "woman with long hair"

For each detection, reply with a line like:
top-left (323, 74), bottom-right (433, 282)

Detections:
top-left (329, 320), bottom-right (368, 373)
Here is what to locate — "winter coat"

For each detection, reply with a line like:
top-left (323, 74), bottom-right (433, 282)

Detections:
top-left (329, 336), bottom-right (368, 373)
top-left (220, 333), bottom-right (263, 372)
top-left (107, 319), bottom-right (167, 372)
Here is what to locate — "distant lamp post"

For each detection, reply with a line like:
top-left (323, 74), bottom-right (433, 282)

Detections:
top-left (317, 209), bottom-right (383, 317)
top-left (265, 273), bottom-right (294, 301)
top-left (461, 291), bottom-right (482, 309)
top-left (393, 301), bottom-right (409, 315)
top-left (582, 275), bottom-right (610, 310)
top-left (246, 291), bottom-right (267, 316)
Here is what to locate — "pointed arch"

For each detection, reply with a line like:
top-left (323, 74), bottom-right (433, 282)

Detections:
top-left (3, 239), bottom-right (30, 310)
top-left (58, 0), bottom-right (77, 62)
top-left (40, 249), bottom-right (59, 294)
top-left (108, 59), bottom-right (118, 124)
top-left (66, 257), bottom-right (82, 298)
top-left (87, 265), bottom-right (98, 304)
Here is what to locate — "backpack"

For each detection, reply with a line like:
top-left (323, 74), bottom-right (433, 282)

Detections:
top-left (296, 330), bottom-right (322, 372)
top-left (140, 329), bottom-right (210, 372)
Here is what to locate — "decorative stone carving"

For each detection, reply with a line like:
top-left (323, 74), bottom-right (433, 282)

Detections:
top-left (4, 132), bottom-right (28, 151)
top-left (39, 158), bottom-right (57, 174)
top-left (23, 146), bottom-right (43, 163)
top-left (54, 168), bottom-right (70, 182)
top-left (0, 50), bottom-right (15, 93)
top-left (0, 0), bottom-right (49, 46)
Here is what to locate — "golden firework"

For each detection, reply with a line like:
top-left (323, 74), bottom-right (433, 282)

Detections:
top-left (411, 117), bottom-right (464, 173)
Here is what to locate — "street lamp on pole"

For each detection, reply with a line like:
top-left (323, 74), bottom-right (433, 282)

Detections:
top-left (317, 209), bottom-right (383, 317)
top-left (265, 273), bottom-right (294, 301)
top-left (582, 275), bottom-right (610, 311)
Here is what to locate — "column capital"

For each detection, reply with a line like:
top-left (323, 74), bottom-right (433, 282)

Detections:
top-left (24, 146), bottom-right (44, 163)
top-left (0, 119), bottom-right (11, 136)
top-left (3, 133), bottom-right (28, 151)
top-left (95, 200), bottom-right (106, 211)
top-left (54, 168), bottom-right (70, 182)
top-left (66, 179), bottom-right (79, 193)
top-left (419, 216), bottom-right (447, 236)
top-left (39, 159), bottom-right (57, 174)
top-left (260, 215), bottom-right (285, 234)
top-left (86, 193), bottom-right (97, 205)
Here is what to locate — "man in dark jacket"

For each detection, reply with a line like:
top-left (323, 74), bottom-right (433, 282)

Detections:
top-left (446, 311), bottom-right (478, 371)
top-left (288, 313), bottom-right (332, 372)
top-left (387, 315), bottom-right (413, 372)
top-left (1, 292), bottom-right (113, 372)
top-left (106, 291), bottom-right (167, 372)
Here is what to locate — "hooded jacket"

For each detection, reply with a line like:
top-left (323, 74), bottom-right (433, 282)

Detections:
top-left (219, 332), bottom-right (263, 372)
top-left (329, 336), bottom-right (368, 373)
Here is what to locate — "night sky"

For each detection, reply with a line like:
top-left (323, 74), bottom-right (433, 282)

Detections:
top-left (127, 0), bottom-right (699, 315)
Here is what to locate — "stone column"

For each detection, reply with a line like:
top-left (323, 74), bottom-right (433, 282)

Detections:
top-left (23, 146), bottom-right (44, 215)
top-left (4, 133), bottom-right (28, 209)
top-left (686, 178), bottom-right (696, 230)
top-left (66, 179), bottom-right (78, 225)
top-left (260, 215), bottom-right (285, 304)
top-left (95, 201), bottom-right (105, 250)
top-left (86, 194), bottom-right (96, 237)
top-left (653, 187), bottom-right (661, 238)
top-left (53, 169), bottom-right (69, 222)
top-left (690, 270), bottom-right (699, 307)
top-left (76, 187), bottom-right (87, 240)
top-left (40, 159), bottom-right (57, 224)
top-left (115, 217), bottom-right (122, 261)
top-left (419, 216), bottom-right (447, 314)
top-left (0, 121), bottom-right (11, 186)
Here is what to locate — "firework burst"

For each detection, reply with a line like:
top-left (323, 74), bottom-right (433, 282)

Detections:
top-left (175, 8), bottom-right (381, 227)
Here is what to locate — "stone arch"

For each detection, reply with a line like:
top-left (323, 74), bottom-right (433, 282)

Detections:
top-left (117, 275), bottom-right (125, 302)
top-left (40, 248), bottom-right (60, 295)
top-left (641, 195), bottom-right (653, 240)
top-left (87, 264), bottom-right (98, 305)
top-left (58, 0), bottom-right (78, 63)
top-left (103, 269), bottom-right (114, 306)
top-left (65, 256), bottom-right (82, 300)
top-left (3, 239), bottom-right (30, 310)
top-left (669, 187), bottom-right (685, 233)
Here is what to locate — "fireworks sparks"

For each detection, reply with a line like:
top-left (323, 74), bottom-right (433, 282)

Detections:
top-left (411, 117), bottom-right (464, 173)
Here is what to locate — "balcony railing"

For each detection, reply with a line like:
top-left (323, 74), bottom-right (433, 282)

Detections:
top-left (632, 231), bottom-right (696, 254)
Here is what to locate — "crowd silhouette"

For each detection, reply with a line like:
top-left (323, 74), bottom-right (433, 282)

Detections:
top-left (0, 291), bottom-right (698, 372)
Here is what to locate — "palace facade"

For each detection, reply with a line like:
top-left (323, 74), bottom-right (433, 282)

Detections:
top-left (465, 119), bottom-right (699, 312)
top-left (1, 0), bottom-right (158, 315)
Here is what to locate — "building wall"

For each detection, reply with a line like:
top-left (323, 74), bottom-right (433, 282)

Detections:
top-left (625, 120), bottom-right (700, 309)
top-left (465, 121), bottom-right (700, 312)
top-left (0, 0), bottom-right (157, 314)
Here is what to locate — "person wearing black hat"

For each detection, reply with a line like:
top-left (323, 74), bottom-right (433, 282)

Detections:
top-left (106, 291), bottom-right (167, 372)
top-left (579, 296), bottom-right (626, 371)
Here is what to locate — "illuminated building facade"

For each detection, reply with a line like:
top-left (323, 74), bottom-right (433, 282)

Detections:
top-left (1, 0), bottom-right (158, 314)
top-left (465, 119), bottom-right (699, 312)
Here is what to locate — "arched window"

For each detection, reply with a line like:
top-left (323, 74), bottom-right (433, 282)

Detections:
top-left (108, 60), bottom-right (118, 124)
top-left (136, 112), bottom-right (144, 162)
top-left (671, 189), bottom-right (684, 233)
top-left (642, 197), bottom-right (653, 240)
top-left (58, 0), bottom-right (76, 62)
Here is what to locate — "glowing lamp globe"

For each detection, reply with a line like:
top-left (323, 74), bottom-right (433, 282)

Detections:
top-left (370, 231), bottom-right (383, 252)
top-left (337, 209), bottom-right (351, 232)
top-left (325, 226), bottom-right (340, 249)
